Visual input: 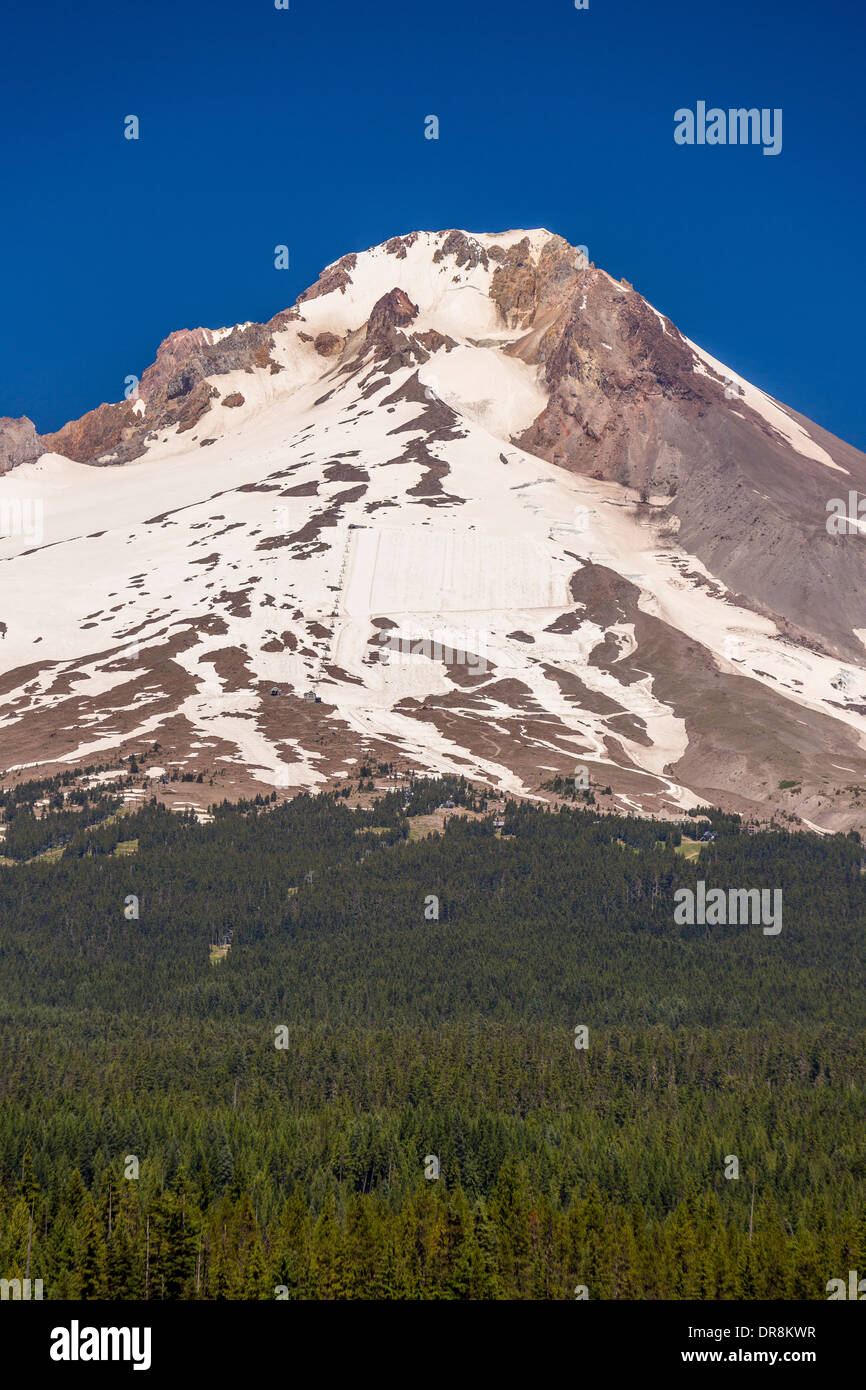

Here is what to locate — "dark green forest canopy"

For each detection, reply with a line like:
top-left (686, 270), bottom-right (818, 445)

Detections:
top-left (1, 779), bottom-right (864, 1298)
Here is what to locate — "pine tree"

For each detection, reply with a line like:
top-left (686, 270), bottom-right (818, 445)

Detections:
top-left (76, 1201), bottom-right (107, 1299)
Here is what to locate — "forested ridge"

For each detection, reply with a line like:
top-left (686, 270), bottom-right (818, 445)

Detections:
top-left (1, 778), bottom-right (864, 1299)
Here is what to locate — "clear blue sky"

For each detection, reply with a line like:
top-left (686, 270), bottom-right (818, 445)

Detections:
top-left (1, 0), bottom-right (863, 448)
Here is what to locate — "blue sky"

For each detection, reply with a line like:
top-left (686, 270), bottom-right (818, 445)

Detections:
top-left (1, 0), bottom-right (864, 447)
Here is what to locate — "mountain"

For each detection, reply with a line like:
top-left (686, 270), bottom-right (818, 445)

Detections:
top-left (2, 227), bottom-right (865, 831)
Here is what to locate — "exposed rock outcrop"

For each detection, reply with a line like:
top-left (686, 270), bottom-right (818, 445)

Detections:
top-left (433, 230), bottom-right (489, 272)
top-left (489, 237), bottom-right (537, 329)
top-left (366, 288), bottom-right (419, 339)
top-left (0, 416), bottom-right (43, 473)
top-left (297, 253), bottom-right (358, 303)
top-left (39, 318), bottom-right (285, 465)
top-left (313, 332), bottom-right (344, 357)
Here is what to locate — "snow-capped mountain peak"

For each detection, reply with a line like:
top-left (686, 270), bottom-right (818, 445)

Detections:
top-left (2, 227), bottom-right (866, 832)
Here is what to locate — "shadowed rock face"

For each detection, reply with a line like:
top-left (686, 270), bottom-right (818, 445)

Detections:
top-left (138, 328), bottom-right (213, 402)
top-left (506, 259), bottom-right (866, 663)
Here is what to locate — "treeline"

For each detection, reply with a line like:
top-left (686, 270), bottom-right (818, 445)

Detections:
top-left (0, 763), bottom-right (123, 810)
top-left (2, 794), bottom-right (122, 861)
top-left (0, 780), bottom-right (864, 1298)
top-left (4, 1153), bottom-right (864, 1300)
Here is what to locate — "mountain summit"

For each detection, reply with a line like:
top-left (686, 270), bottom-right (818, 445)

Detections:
top-left (2, 228), bottom-right (866, 830)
